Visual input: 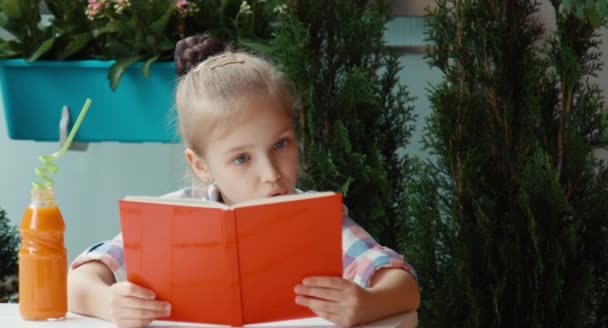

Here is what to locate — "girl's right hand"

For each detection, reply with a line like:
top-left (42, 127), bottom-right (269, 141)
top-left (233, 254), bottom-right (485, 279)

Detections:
top-left (108, 281), bottom-right (172, 328)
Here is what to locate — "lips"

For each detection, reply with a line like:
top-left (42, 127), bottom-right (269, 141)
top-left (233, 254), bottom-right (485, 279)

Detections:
top-left (267, 189), bottom-right (287, 197)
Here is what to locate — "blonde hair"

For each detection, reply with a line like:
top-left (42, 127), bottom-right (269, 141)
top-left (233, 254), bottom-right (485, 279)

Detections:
top-left (174, 36), bottom-right (297, 189)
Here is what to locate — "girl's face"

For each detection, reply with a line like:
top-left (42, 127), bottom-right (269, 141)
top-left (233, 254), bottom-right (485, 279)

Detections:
top-left (187, 96), bottom-right (299, 205)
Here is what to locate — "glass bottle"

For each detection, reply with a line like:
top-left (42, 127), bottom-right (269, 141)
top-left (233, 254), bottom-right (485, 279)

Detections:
top-left (19, 186), bottom-right (67, 320)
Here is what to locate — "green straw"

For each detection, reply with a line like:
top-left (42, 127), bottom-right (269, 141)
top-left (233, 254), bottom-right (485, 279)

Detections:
top-left (33, 99), bottom-right (92, 189)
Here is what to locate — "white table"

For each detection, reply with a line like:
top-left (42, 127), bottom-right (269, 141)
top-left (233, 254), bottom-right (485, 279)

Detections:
top-left (0, 304), bottom-right (417, 328)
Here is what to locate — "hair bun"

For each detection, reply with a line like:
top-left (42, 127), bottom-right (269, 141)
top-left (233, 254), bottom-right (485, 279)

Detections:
top-left (175, 34), bottom-right (227, 77)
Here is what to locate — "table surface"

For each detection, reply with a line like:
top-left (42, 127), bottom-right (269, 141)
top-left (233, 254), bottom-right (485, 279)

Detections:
top-left (0, 304), bottom-right (417, 328)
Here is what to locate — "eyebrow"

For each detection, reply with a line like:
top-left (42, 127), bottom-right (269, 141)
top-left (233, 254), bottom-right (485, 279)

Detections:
top-left (223, 144), bottom-right (253, 155)
top-left (222, 127), bottom-right (293, 155)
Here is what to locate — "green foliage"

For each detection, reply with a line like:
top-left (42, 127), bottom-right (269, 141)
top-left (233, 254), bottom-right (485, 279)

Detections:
top-left (398, 160), bottom-right (463, 327)
top-left (270, 0), bottom-right (416, 248)
top-left (0, 0), bottom-right (286, 90)
top-left (0, 207), bottom-right (19, 302)
top-left (560, 0), bottom-right (608, 27)
top-left (403, 0), bottom-right (608, 326)
top-left (0, 0), bottom-right (50, 59)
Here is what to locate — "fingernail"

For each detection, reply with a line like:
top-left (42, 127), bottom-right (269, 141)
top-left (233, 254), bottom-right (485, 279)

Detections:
top-left (148, 292), bottom-right (156, 299)
top-left (165, 304), bottom-right (172, 312)
top-left (294, 285), bottom-right (302, 293)
top-left (295, 296), bottom-right (304, 305)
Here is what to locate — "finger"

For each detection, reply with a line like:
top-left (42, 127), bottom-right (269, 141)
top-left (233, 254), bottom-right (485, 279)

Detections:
top-left (113, 282), bottom-right (157, 299)
top-left (294, 284), bottom-right (343, 302)
top-left (302, 276), bottom-right (347, 289)
top-left (115, 307), bottom-right (170, 320)
top-left (295, 295), bottom-right (341, 314)
top-left (114, 296), bottom-right (172, 313)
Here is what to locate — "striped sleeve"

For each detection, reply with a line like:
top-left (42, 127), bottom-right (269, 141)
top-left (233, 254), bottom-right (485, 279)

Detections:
top-left (342, 215), bottom-right (417, 288)
top-left (70, 233), bottom-right (127, 283)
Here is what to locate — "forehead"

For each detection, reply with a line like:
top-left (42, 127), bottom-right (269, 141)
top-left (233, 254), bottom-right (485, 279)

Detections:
top-left (207, 95), bottom-right (293, 149)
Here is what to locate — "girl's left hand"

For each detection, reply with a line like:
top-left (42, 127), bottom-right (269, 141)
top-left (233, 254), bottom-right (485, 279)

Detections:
top-left (294, 276), bottom-right (371, 327)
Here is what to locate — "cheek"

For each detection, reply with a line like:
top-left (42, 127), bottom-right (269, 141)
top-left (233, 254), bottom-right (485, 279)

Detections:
top-left (207, 161), bottom-right (243, 186)
top-left (281, 148), bottom-right (299, 176)
top-left (215, 166), bottom-right (244, 184)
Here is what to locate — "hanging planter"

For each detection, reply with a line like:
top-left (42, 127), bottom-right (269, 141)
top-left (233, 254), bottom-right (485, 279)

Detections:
top-left (0, 59), bottom-right (178, 143)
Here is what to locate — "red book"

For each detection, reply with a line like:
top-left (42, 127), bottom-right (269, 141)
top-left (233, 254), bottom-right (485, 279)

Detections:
top-left (119, 192), bottom-right (343, 326)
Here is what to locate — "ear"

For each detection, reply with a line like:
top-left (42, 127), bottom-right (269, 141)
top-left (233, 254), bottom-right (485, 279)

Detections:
top-left (185, 148), bottom-right (212, 182)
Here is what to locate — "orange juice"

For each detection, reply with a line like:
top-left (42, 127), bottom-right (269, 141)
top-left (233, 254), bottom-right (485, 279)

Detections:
top-left (19, 186), bottom-right (67, 320)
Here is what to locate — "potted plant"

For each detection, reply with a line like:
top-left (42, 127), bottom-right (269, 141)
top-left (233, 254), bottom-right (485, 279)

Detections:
top-left (0, 0), bottom-right (285, 142)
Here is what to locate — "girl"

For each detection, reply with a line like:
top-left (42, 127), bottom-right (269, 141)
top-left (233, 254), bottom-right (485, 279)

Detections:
top-left (68, 35), bottom-right (420, 328)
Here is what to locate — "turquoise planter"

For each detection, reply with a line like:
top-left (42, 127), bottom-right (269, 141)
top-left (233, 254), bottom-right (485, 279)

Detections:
top-left (0, 59), bottom-right (178, 142)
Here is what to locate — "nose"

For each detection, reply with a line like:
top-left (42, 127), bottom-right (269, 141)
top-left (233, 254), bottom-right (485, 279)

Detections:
top-left (259, 157), bottom-right (281, 183)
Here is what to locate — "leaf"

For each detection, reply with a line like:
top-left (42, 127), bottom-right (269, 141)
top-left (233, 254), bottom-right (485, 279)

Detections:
top-left (576, 3), bottom-right (586, 19)
top-left (0, 13), bottom-right (8, 27)
top-left (108, 56), bottom-right (142, 91)
top-left (238, 37), bottom-right (273, 57)
top-left (599, 0), bottom-right (608, 17)
top-left (93, 21), bottom-right (124, 37)
top-left (125, 13), bottom-right (138, 30)
top-left (158, 38), bottom-right (174, 52)
top-left (27, 37), bottom-right (56, 61)
top-left (61, 33), bottom-right (91, 59)
top-left (585, 7), bottom-right (602, 27)
top-left (2, 0), bottom-right (22, 19)
top-left (149, 3), bottom-right (176, 34)
top-left (222, 0), bottom-right (242, 22)
top-left (563, 0), bottom-right (573, 11)
top-left (104, 40), bottom-right (132, 58)
top-left (142, 55), bottom-right (159, 78)
top-left (0, 42), bottom-right (18, 57)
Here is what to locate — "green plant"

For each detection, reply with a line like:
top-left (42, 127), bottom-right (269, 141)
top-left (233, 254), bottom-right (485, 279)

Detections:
top-left (401, 0), bottom-right (608, 326)
top-left (270, 0), bottom-right (416, 249)
top-left (0, 0), bottom-right (286, 90)
top-left (0, 0), bottom-right (52, 59)
top-left (561, 0), bottom-right (608, 27)
top-left (0, 207), bottom-right (19, 303)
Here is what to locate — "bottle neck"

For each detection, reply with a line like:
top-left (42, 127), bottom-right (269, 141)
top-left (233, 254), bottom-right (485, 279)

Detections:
top-left (30, 186), bottom-right (57, 208)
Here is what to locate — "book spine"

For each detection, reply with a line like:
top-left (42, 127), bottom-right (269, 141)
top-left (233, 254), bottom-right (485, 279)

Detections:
top-left (223, 209), bottom-right (244, 326)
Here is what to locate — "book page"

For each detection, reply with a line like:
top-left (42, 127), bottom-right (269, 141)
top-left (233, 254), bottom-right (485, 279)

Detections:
top-left (232, 191), bottom-right (336, 208)
top-left (236, 192), bottom-right (343, 323)
top-left (122, 196), bottom-right (229, 209)
top-left (124, 191), bottom-right (336, 210)
top-left (119, 199), bottom-right (242, 325)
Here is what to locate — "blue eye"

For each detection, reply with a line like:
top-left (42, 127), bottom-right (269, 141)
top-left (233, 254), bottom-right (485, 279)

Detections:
top-left (273, 138), bottom-right (288, 150)
top-left (234, 154), bottom-right (249, 165)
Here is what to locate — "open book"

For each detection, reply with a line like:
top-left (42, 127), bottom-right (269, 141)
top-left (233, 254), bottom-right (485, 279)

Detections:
top-left (118, 192), bottom-right (343, 326)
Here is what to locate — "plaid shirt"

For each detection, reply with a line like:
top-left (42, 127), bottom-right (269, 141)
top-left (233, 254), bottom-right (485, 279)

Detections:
top-left (71, 188), bottom-right (417, 288)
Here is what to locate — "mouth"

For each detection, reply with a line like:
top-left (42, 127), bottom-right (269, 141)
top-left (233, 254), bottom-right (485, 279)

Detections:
top-left (267, 190), bottom-right (287, 197)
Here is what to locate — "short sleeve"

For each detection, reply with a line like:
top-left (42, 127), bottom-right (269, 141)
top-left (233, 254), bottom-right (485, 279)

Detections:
top-left (342, 215), bottom-right (418, 288)
top-left (70, 233), bottom-right (126, 283)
